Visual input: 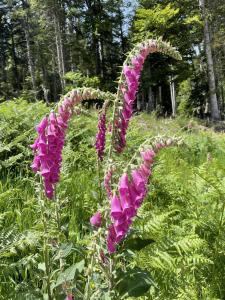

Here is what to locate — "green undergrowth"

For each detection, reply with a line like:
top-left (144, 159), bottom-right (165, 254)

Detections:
top-left (0, 100), bottom-right (225, 299)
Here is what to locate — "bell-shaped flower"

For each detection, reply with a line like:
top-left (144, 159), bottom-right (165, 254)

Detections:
top-left (114, 221), bottom-right (129, 242)
top-left (111, 195), bottom-right (123, 220)
top-left (30, 138), bottom-right (39, 151)
top-left (31, 156), bottom-right (41, 173)
top-left (40, 166), bottom-right (51, 178)
top-left (139, 163), bottom-right (151, 179)
top-left (128, 182), bottom-right (144, 209)
top-left (90, 212), bottom-right (102, 227)
top-left (36, 116), bottom-right (48, 134)
top-left (131, 56), bottom-right (143, 72)
top-left (141, 149), bottom-right (155, 164)
top-left (44, 179), bottom-right (54, 199)
top-left (131, 170), bottom-right (146, 194)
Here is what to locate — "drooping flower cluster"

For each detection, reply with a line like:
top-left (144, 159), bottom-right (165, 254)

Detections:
top-left (95, 112), bottom-right (106, 161)
top-left (31, 88), bottom-right (112, 199)
top-left (107, 140), bottom-right (174, 253)
top-left (113, 39), bottom-right (181, 153)
top-left (114, 41), bottom-right (158, 152)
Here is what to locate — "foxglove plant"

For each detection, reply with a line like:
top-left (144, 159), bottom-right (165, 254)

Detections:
top-left (87, 136), bottom-right (182, 299)
top-left (107, 139), bottom-right (178, 253)
top-left (31, 88), bottom-right (115, 298)
top-left (110, 39), bottom-right (181, 154)
top-left (31, 88), bottom-right (115, 199)
top-left (31, 38), bottom-right (182, 299)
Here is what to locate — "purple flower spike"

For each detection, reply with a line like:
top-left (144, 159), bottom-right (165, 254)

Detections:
top-left (106, 139), bottom-right (176, 254)
top-left (31, 106), bottom-right (69, 199)
top-left (90, 212), bottom-right (102, 227)
top-left (95, 112), bottom-right (106, 161)
top-left (32, 88), bottom-right (110, 199)
top-left (114, 41), bottom-right (159, 153)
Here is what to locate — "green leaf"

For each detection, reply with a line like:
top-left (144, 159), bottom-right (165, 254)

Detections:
top-left (54, 243), bottom-right (73, 260)
top-left (54, 260), bottom-right (85, 288)
top-left (115, 267), bottom-right (154, 298)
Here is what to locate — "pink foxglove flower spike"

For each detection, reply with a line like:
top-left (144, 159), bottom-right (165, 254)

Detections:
top-left (95, 112), bottom-right (106, 161)
top-left (106, 139), bottom-right (175, 253)
top-left (31, 88), bottom-right (114, 199)
top-left (113, 39), bottom-right (181, 153)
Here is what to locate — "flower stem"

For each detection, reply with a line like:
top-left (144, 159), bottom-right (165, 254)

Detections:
top-left (84, 239), bottom-right (96, 300)
top-left (54, 188), bottom-right (61, 232)
top-left (39, 199), bottom-right (52, 300)
top-left (97, 159), bottom-right (103, 204)
top-left (107, 95), bottom-right (120, 161)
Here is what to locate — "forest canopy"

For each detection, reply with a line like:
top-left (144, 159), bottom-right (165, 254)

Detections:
top-left (1, 0), bottom-right (225, 120)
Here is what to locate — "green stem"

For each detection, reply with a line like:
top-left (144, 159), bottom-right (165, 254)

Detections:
top-left (39, 199), bottom-right (52, 300)
top-left (107, 90), bottom-right (121, 161)
top-left (97, 159), bottom-right (102, 204)
top-left (54, 188), bottom-right (68, 298)
top-left (54, 188), bottom-right (61, 232)
top-left (84, 239), bottom-right (96, 300)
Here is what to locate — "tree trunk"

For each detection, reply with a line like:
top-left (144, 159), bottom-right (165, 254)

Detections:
top-left (159, 86), bottom-right (162, 106)
top-left (137, 93), bottom-right (141, 111)
top-left (199, 0), bottom-right (220, 120)
top-left (93, 31), bottom-right (101, 76)
top-left (24, 22), bottom-right (37, 99)
top-left (53, 11), bottom-right (65, 91)
top-left (99, 38), bottom-right (105, 78)
top-left (142, 92), bottom-right (146, 110)
top-left (147, 87), bottom-right (154, 113)
top-left (85, 0), bottom-right (102, 76)
top-left (0, 48), bottom-right (7, 84)
top-left (170, 77), bottom-right (176, 117)
top-left (22, 0), bottom-right (37, 99)
top-left (10, 31), bottom-right (21, 92)
top-left (118, 6), bottom-right (125, 54)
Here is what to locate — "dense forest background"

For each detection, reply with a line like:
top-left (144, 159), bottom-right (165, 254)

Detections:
top-left (1, 0), bottom-right (225, 120)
